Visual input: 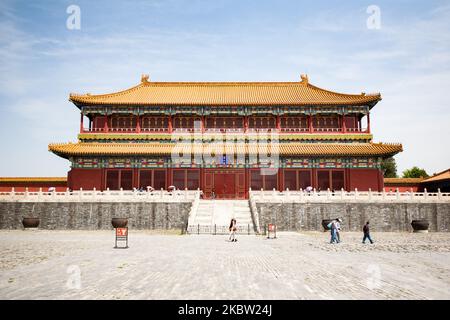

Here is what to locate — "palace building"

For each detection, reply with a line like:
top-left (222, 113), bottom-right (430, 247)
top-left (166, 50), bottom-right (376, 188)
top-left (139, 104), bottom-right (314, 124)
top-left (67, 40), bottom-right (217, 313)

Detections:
top-left (49, 74), bottom-right (402, 199)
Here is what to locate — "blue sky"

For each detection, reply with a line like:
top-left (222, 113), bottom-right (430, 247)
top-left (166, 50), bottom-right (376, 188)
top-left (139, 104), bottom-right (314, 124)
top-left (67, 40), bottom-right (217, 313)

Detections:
top-left (0, 0), bottom-right (449, 176)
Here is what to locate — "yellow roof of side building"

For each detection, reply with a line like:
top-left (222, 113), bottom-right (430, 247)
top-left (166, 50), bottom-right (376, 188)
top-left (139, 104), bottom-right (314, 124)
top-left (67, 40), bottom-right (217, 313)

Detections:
top-left (0, 177), bottom-right (67, 183)
top-left (384, 178), bottom-right (425, 185)
top-left (69, 75), bottom-right (381, 107)
top-left (49, 142), bottom-right (402, 158)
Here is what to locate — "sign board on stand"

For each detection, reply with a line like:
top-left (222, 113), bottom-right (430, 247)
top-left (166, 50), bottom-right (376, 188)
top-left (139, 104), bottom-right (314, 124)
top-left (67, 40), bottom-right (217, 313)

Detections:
top-left (114, 227), bottom-right (129, 249)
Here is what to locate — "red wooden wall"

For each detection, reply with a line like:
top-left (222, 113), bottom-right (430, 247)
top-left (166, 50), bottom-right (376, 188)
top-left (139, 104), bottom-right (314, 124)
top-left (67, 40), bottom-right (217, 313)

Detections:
top-left (65, 167), bottom-right (385, 196)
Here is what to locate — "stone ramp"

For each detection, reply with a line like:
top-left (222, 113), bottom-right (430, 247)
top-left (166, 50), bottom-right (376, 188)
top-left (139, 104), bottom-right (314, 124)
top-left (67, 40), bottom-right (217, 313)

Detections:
top-left (188, 200), bottom-right (254, 234)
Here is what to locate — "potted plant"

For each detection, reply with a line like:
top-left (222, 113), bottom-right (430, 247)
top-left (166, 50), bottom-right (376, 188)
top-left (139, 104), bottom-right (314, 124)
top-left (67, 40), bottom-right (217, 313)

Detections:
top-left (22, 217), bottom-right (40, 228)
top-left (411, 219), bottom-right (429, 233)
top-left (111, 217), bottom-right (128, 228)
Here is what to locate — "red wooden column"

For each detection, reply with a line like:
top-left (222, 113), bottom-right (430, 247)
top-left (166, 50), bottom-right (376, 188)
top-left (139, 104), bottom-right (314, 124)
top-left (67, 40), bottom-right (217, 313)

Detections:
top-left (244, 167), bottom-right (249, 198)
top-left (79, 112), bottom-right (84, 133)
top-left (104, 115), bottom-right (109, 132)
top-left (168, 115), bottom-right (173, 133)
top-left (342, 115), bottom-right (347, 133)
top-left (278, 168), bottom-right (283, 191)
top-left (136, 115), bottom-right (141, 133)
top-left (244, 116), bottom-right (249, 133)
top-left (201, 116), bottom-right (205, 133)
top-left (133, 168), bottom-right (140, 189)
top-left (308, 115), bottom-right (313, 133)
top-left (367, 112), bottom-right (371, 133)
top-left (276, 115), bottom-right (281, 132)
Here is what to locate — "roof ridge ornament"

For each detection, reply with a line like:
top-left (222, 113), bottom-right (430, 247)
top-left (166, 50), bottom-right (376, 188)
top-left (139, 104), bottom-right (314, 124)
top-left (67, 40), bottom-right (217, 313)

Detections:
top-left (300, 74), bottom-right (309, 85)
top-left (141, 74), bottom-right (150, 84)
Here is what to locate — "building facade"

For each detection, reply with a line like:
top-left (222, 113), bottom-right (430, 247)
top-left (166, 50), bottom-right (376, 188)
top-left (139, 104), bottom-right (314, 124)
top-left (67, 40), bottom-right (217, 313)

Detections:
top-left (49, 75), bottom-right (402, 198)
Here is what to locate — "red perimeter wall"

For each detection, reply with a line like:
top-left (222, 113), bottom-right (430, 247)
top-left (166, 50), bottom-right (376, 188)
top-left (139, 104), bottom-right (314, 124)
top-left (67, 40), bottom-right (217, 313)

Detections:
top-left (347, 168), bottom-right (383, 192)
top-left (68, 168), bottom-right (103, 190)
top-left (0, 182), bottom-right (67, 192)
top-left (383, 185), bottom-right (420, 192)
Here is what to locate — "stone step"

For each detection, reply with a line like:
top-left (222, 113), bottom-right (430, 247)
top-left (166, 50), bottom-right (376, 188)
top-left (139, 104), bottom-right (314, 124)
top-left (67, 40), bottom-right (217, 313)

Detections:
top-left (190, 199), bottom-right (254, 229)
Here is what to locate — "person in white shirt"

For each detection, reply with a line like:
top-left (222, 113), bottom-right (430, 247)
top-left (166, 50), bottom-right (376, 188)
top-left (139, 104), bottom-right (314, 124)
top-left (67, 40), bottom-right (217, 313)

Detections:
top-left (335, 218), bottom-right (342, 243)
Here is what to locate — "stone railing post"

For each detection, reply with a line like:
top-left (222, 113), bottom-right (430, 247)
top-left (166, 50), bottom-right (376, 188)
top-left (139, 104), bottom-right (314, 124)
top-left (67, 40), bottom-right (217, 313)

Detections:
top-left (438, 188), bottom-right (442, 200)
top-left (424, 188), bottom-right (428, 200)
top-left (161, 188), bottom-right (164, 199)
top-left (185, 188), bottom-right (188, 200)
top-left (25, 187), bottom-right (29, 199)
top-left (65, 188), bottom-right (70, 198)
top-left (93, 187), bottom-right (97, 200)
top-left (396, 188), bottom-right (400, 200)
top-left (79, 188), bottom-right (83, 201)
top-left (286, 188), bottom-right (290, 201)
top-left (368, 188), bottom-right (372, 201)
top-left (119, 187), bottom-right (123, 197)
top-left (354, 188), bottom-right (358, 201)
top-left (327, 188), bottom-right (331, 200)
top-left (11, 187), bottom-right (15, 201)
top-left (382, 189), bottom-right (386, 201)
top-left (261, 188), bottom-right (264, 201)
top-left (340, 188), bottom-right (344, 200)
top-left (38, 188), bottom-right (42, 201)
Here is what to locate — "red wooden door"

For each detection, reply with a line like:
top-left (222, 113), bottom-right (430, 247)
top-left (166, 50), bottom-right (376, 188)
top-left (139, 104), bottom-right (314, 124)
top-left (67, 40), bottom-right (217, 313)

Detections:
top-left (214, 173), bottom-right (236, 199)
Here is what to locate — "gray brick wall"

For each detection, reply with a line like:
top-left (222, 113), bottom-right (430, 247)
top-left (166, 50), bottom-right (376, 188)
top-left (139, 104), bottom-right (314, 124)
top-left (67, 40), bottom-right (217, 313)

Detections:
top-left (256, 202), bottom-right (450, 232)
top-left (0, 202), bottom-right (192, 230)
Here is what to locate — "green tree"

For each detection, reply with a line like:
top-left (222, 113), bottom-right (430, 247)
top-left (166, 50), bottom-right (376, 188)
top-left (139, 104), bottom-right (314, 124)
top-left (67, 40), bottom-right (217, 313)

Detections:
top-left (381, 157), bottom-right (397, 178)
top-left (402, 166), bottom-right (429, 178)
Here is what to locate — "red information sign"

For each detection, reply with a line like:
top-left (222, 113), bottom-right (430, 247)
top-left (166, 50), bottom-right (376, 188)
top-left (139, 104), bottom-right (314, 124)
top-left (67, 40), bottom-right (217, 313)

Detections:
top-left (116, 228), bottom-right (128, 236)
top-left (267, 224), bottom-right (277, 239)
top-left (114, 227), bottom-right (129, 248)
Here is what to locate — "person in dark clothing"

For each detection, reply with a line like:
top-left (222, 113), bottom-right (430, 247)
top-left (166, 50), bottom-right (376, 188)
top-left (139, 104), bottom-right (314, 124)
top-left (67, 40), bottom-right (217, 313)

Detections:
top-left (229, 218), bottom-right (237, 242)
top-left (362, 221), bottom-right (374, 244)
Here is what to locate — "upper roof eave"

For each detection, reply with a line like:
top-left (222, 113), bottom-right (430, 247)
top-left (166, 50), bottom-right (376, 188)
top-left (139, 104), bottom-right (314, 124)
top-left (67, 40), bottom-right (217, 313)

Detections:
top-left (68, 77), bottom-right (382, 108)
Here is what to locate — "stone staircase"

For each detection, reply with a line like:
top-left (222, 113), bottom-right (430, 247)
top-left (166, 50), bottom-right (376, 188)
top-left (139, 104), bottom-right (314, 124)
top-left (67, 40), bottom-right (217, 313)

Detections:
top-left (188, 200), bottom-right (255, 234)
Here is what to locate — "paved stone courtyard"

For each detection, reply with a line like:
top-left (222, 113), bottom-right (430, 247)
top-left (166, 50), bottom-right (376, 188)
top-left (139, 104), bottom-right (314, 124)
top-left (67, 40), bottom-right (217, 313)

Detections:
top-left (0, 230), bottom-right (449, 299)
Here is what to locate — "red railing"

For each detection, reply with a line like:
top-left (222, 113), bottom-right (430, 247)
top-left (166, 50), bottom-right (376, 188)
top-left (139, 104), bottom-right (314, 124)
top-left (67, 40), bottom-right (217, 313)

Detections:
top-left (80, 127), bottom-right (370, 134)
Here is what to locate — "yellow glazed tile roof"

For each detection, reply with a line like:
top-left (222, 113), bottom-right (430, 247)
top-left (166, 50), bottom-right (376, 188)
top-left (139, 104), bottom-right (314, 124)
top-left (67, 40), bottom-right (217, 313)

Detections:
top-left (421, 169), bottom-right (450, 183)
top-left (49, 142), bottom-right (402, 158)
top-left (0, 177), bottom-right (67, 183)
top-left (383, 178), bottom-right (425, 185)
top-left (69, 75), bottom-right (381, 106)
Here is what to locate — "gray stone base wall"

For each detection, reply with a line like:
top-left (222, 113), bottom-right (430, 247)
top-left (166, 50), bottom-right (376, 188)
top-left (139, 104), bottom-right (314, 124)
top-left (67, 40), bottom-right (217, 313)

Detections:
top-left (0, 202), bottom-right (192, 230)
top-left (256, 202), bottom-right (450, 232)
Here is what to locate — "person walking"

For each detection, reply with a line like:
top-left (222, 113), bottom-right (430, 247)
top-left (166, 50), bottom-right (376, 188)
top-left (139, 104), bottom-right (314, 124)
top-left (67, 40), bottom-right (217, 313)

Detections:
top-left (329, 219), bottom-right (338, 244)
top-left (229, 218), bottom-right (237, 242)
top-left (335, 218), bottom-right (342, 243)
top-left (362, 221), bottom-right (374, 244)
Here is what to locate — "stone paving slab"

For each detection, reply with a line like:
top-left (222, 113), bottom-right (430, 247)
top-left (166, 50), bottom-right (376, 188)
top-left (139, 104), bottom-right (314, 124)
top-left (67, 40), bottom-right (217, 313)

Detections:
top-left (0, 230), bottom-right (449, 299)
